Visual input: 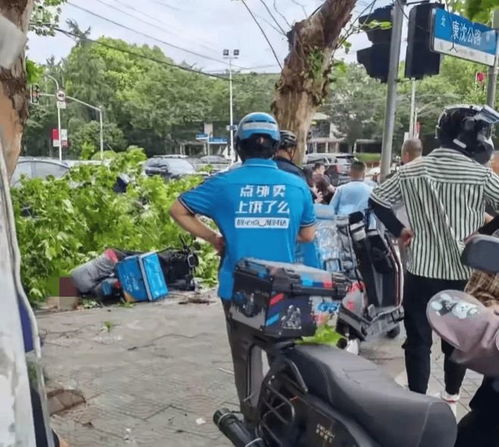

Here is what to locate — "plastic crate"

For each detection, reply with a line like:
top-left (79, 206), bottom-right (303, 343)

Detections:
top-left (116, 253), bottom-right (168, 302)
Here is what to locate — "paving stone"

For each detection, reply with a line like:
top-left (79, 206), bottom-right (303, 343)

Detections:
top-left (38, 293), bottom-right (480, 446)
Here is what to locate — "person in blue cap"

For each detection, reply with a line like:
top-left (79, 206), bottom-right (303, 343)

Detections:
top-left (170, 112), bottom-right (316, 423)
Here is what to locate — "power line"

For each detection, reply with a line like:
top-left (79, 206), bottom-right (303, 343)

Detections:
top-left (110, 0), bottom-right (165, 26)
top-left (288, 0), bottom-right (308, 17)
top-left (272, 0), bottom-right (293, 28)
top-left (97, 0), bottom-right (220, 55)
top-left (54, 27), bottom-right (278, 96)
top-left (258, 0), bottom-right (287, 35)
top-left (240, 0), bottom-right (283, 69)
top-left (56, 27), bottom-right (232, 82)
top-left (336, 0), bottom-right (378, 52)
top-left (255, 12), bottom-right (287, 36)
top-left (145, 0), bottom-right (185, 12)
top-left (67, 2), bottom-right (245, 68)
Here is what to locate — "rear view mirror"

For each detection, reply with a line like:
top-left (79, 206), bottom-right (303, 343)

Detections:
top-left (461, 235), bottom-right (499, 273)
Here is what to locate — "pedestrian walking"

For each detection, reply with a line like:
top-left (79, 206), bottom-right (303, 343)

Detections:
top-left (369, 105), bottom-right (499, 413)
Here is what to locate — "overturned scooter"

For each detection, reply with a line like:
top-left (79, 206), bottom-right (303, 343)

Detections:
top-left (214, 218), bottom-right (456, 447)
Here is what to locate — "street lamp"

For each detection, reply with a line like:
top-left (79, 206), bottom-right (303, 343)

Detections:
top-left (223, 49), bottom-right (239, 160)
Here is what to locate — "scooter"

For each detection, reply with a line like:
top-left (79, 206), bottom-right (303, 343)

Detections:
top-left (428, 235), bottom-right (499, 447)
top-left (214, 215), bottom-right (457, 447)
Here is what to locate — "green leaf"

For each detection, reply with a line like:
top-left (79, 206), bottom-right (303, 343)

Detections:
top-left (12, 148), bottom-right (217, 303)
top-left (299, 324), bottom-right (346, 347)
top-left (26, 59), bottom-right (44, 84)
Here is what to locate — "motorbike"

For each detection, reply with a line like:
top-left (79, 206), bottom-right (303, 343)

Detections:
top-left (214, 214), bottom-right (457, 447)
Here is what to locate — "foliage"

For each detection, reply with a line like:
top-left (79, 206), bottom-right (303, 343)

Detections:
top-left (299, 324), bottom-right (346, 347)
top-left (91, 150), bottom-right (117, 161)
top-left (308, 47), bottom-right (326, 81)
top-left (397, 57), bottom-right (491, 148)
top-left (449, 0), bottom-right (497, 24)
top-left (68, 120), bottom-right (126, 157)
top-left (11, 147), bottom-right (216, 302)
top-left (26, 59), bottom-right (44, 84)
top-left (322, 55), bottom-right (497, 152)
top-left (355, 153), bottom-right (381, 163)
top-left (324, 63), bottom-right (387, 146)
top-left (23, 35), bottom-right (278, 157)
top-left (30, 0), bottom-right (66, 36)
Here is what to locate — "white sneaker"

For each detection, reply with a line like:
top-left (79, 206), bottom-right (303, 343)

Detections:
top-left (434, 391), bottom-right (459, 417)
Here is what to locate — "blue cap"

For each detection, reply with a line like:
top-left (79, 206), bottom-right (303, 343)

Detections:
top-left (236, 112), bottom-right (280, 143)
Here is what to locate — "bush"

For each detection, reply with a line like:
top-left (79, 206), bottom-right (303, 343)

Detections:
top-left (355, 153), bottom-right (381, 163)
top-left (12, 147), bottom-right (217, 302)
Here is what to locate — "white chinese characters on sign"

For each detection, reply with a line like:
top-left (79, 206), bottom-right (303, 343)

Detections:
top-left (451, 21), bottom-right (482, 46)
top-left (236, 184), bottom-right (290, 229)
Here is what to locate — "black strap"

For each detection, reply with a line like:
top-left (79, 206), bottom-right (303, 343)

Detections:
top-left (368, 198), bottom-right (405, 237)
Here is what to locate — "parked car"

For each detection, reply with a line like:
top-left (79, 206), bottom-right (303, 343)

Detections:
top-left (64, 160), bottom-right (107, 168)
top-left (159, 154), bottom-right (189, 159)
top-left (305, 153), bottom-right (356, 186)
top-left (143, 157), bottom-right (197, 179)
top-left (10, 157), bottom-right (70, 187)
top-left (197, 155), bottom-right (230, 173)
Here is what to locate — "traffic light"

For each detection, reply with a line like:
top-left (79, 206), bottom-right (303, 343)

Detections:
top-left (405, 3), bottom-right (443, 79)
top-left (357, 5), bottom-right (393, 83)
top-left (30, 84), bottom-right (40, 104)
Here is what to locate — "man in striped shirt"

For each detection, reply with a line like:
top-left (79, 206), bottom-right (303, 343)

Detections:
top-left (370, 105), bottom-right (499, 407)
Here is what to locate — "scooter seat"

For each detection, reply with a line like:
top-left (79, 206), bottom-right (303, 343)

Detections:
top-left (287, 344), bottom-right (456, 447)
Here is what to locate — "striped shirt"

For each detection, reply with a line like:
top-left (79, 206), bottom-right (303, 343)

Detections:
top-left (371, 148), bottom-right (499, 280)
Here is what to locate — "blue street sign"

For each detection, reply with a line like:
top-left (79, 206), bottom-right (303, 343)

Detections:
top-left (195, 133), bottom-right (209, 141)
top-left (209, 137), bottom-right (228, 144)
top-left (432, 9), bottom-right (497, 66)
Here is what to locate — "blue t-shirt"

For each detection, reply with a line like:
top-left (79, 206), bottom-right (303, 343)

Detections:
top-left (180, 158), bottom-right (316, 300)
top-left (330, 180), bottom-right (373, 217)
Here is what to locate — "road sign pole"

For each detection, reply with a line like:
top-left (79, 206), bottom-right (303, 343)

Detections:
top-left (57, 105), bottom-right (62, 161)
top-left (229, 57), bottom-right (234, 160)
top-left (409, 78), bottom-right (416, 137)
top-left (99, 107), bottom-right (104, 160)
top-left (486, 10), bottom-right (499, 108)
top-left (380, 0), bottom-right (406, 180)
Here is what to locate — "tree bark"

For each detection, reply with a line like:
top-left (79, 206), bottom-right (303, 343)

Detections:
top-left (272, 0), bottom-right (356, 164)
top-left (0, 0), bottom-right (33, 178)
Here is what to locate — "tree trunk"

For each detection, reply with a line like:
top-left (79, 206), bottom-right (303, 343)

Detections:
top-left (272, 0), bottom-right (356, 164)
top-left (0, 0), bottom-right (33, 178)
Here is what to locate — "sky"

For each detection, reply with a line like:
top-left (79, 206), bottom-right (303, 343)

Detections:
top-left (26, 0), bottom-right (391, 73)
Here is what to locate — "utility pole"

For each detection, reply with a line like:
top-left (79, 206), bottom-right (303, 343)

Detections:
top-left (380, 0), bottom-right (406, 180)
top-left (45, 74), bottom-right (62, 161)
top-left (99, 107), bottom-right (104, 159)
top-left (486, 9), bottom-right (499, 108)
top-left (223, 49), bottom-right (239, 161)
top-left (408, 78), bottom-right (416, 138)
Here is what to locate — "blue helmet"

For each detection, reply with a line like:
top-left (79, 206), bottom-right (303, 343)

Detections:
top-left (236, 112), bottom-right (280, 144)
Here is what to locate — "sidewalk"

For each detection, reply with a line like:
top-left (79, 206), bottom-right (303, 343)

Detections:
top-left (38, 293), bottom-right (481, 447)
